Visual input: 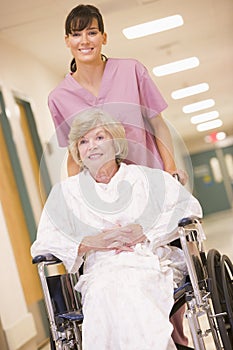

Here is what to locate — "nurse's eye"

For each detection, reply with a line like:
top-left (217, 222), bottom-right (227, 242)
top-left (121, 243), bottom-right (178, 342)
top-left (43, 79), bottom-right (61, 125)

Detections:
top-left (71, 31), bottom-right (81, 37)
top-left (88, 30), bottom-right (99, 36)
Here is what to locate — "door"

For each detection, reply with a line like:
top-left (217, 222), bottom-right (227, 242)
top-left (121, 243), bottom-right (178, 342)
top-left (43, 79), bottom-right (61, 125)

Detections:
top-left (190, 148), bottom-right (232, 216)
top-left (0, 92), bottom-right (51, 346)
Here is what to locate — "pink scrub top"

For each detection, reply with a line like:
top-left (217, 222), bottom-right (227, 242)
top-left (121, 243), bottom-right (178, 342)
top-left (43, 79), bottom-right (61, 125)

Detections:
top-left (48, 58), bottom-right (168, 169)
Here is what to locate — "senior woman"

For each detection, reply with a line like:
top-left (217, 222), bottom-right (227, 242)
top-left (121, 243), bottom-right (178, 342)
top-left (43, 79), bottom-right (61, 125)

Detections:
top-left (31, 109), bottom-right (202, 350)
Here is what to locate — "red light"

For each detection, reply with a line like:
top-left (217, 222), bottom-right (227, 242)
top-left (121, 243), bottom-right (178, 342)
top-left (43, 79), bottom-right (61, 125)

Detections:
top-left (209, 132), bottom-right (218, 143)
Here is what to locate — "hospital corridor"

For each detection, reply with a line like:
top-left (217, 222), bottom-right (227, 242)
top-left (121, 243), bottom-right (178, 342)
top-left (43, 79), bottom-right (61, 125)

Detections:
top-left (0, 1), bottom-right (233, 350)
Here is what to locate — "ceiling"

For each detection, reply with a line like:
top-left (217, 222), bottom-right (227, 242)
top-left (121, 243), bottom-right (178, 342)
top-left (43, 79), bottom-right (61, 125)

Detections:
top-left (0, 0), bottom-right (233, 147)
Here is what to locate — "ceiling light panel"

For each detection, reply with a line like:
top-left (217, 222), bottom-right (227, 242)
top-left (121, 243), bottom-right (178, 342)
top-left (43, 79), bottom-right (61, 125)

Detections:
top-left (153, 57), bottom-right (199, 77)
top-left (122, 15), bottom-right (183, 39)
top-left (183, 99), bottom-right (215, 114)
top-left (196, 119), bottom-right (223, 132)
top-left (216, 132), bottom-right (226, 141)
top-left (171, 83), bottom-right (209, 100)
top-left (191, 111), bottom-right (219, 124)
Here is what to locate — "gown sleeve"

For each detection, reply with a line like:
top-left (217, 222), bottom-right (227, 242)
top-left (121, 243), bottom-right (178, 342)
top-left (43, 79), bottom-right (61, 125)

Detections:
top-left (141, 170), bottom-right (203, 247)
top-left (31, 182), bottom-right (84, 273)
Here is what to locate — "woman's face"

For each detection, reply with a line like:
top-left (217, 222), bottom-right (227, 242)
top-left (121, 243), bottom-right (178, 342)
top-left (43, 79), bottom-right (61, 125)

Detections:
top-left (77, 126), bottom-right (116, 172)
top-left (65, 18), bottom-right (107, 64)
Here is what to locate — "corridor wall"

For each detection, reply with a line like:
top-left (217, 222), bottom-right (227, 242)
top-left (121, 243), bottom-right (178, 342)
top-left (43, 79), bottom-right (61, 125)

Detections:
top-left (0, 37), bottom-right (66, 350)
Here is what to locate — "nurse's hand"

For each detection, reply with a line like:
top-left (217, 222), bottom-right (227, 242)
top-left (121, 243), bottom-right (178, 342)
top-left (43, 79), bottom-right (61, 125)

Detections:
top-left (171, 169), bottom-right (188, 185)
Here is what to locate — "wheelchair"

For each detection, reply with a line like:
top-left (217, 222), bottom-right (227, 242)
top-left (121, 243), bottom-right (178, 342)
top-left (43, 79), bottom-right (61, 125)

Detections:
top-left (32, 216), bottom-right (233, 350)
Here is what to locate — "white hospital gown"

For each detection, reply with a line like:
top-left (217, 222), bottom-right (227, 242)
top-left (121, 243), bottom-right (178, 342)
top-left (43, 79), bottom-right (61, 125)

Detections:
top-left (31, 163), bottom-right (202, 350)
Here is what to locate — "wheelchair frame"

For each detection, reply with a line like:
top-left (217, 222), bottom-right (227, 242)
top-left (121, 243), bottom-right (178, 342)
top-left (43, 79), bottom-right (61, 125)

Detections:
top-left (176, 218), bottom-right (220, 349)
top-left (34, 255), bottom-right (83, 350)
top-left (33, 216), bottom-right (233, 350)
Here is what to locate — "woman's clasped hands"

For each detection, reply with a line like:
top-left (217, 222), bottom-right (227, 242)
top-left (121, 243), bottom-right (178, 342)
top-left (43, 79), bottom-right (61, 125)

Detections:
top-left (82, 224), bottom-right (146, 254)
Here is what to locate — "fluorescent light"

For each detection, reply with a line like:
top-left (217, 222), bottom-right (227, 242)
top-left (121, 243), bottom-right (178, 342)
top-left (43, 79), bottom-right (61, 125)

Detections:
top-left (196, 119), bottom-right (223, 132)
top-left (216, 132), bottom-right (226, 141)
top-left (153, 57), bottom-right (199, 77)
top-left (183, 99), bottom-right (215, 113)
top-left (191, 111), bottom-right (219, 124)
top-left (171, 83), bottom-right (209, 100)
top-left (122, 15), bottom-right (183, 39)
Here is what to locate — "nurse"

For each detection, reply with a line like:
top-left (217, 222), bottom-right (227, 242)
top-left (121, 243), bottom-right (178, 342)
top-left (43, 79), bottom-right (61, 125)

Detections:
top-left (48, 4), bottom-right (187, 184)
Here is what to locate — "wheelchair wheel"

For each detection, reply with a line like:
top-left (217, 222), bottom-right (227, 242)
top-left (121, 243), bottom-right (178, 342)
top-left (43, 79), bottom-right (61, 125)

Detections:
top-left (221, 255), bottom-right (233, 340)
top-left (207, 249), bottom-right (232, 350)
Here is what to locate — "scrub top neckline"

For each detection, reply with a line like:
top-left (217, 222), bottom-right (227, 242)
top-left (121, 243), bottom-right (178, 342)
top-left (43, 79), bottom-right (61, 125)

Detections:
top-left (67, 58), bottom-right (112, 102)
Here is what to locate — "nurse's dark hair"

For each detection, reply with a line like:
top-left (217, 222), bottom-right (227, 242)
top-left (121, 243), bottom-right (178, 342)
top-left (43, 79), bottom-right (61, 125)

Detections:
top-left (65, 4), bottom-right (105, 72)
top-left (65, 4), bottom-right (104, 35)
top-left (70, 54), bottom-right (108, 73)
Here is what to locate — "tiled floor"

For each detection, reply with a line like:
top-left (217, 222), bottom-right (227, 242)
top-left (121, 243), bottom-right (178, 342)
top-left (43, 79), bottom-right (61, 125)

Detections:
top-left (202, 208), bottom-right (233, 262)
top-left (41, 208), bottom-right (233, 350)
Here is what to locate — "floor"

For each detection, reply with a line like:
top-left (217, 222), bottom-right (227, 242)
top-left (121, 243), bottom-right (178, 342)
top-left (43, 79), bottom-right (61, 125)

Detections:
top-left (41, 208), bottom-right (233, 350)
top-left (202, 208), bottom-right (233, 262)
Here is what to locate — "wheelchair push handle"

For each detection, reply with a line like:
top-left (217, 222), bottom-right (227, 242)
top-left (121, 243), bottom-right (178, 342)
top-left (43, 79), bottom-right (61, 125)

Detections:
top-left (172, 173), bottom-right (180, 182)
top-left (178, 216), bottom-right (201, 227)
top-left (32, 254), bottom-right (62, 264)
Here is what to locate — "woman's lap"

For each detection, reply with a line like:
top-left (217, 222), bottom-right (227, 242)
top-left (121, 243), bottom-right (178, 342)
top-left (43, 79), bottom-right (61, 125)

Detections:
top-left (76, 249), bottom-right (177, 350)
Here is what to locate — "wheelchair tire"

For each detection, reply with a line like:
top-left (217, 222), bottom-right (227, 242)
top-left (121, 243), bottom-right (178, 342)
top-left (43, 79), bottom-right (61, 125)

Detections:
top-left (221, 255), bottom-right (233, 344)
top-left (207, 249), bottom-right (232, 350)
top-left (49, 333), bottom-right (56, 350)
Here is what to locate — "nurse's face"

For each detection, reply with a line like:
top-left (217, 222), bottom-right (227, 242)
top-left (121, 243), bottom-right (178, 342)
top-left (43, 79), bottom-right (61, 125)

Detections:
top-left (65, 18), bottom-right (107, 64)
top-left (77, 126), bottom-right (116, 172)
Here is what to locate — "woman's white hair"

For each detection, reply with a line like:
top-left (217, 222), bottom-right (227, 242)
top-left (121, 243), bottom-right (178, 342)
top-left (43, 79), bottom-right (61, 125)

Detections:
top-left (68, 109), bottom-right (128, 169)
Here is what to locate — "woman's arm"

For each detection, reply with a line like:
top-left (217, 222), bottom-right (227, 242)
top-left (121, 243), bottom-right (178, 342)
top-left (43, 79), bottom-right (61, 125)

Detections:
top-left (148, 114), bottom-right (188, 185)
top-left (148, 114), bottom-right (176, 173)
top-left (136, 62), bottom-right (188, 184)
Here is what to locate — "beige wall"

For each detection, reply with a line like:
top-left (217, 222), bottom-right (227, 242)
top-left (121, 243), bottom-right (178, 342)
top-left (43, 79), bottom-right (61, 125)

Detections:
top-left (0, 37), bottom-right (67, 183)
top-left (0, 37), bottom-right (66, 350)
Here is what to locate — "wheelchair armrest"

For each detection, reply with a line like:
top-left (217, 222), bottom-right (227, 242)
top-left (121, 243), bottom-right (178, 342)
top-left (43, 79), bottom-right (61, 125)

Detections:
top-left (32, 254), bottom-right (62, 264)
top-left (178, 216), bottom-right (201, 227)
